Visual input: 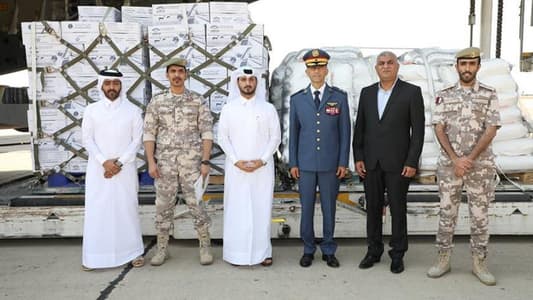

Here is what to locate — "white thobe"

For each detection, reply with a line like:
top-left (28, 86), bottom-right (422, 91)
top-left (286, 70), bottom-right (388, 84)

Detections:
top-left (81, 98), bottom-right (144, 268)
top-left (218, 96), bottom-right (281, 265)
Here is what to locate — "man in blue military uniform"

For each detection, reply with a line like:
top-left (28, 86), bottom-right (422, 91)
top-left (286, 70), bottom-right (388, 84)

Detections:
top-left (289, 49), bottom-right (351, 268)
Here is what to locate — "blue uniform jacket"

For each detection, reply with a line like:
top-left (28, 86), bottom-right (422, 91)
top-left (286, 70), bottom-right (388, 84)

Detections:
top-left (289, 84), bottom-right (351, 172)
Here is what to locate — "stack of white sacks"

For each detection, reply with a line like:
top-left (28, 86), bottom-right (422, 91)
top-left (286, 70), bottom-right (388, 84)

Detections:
top-left (271, 47), bottom-right (376, 171)
top-left (402, 48), bottom-right (533, 175)
top-left (272, 47), bottom-right (533, 177)
top-left (398, 48), bottom-right (454, 176)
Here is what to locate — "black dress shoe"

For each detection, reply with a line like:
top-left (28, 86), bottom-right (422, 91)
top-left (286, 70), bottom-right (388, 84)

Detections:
top-left (358, 254), bottom-right (381, 269)
top-left (390, 258), bottom-right (404, 274)
top-left (299, 254), bottom-right (314, 267)
top-left (322, 254), bottom-right (340, 268)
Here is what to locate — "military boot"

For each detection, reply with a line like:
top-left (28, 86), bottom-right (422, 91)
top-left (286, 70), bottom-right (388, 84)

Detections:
top-left (427, 250), bottom-right (451, 278)
top-left (150, 234), bottom-right (170, 266)
top-left (197, 227), bottom-right (213, 265)
top-left (472, 254), bottom-right (496, 286)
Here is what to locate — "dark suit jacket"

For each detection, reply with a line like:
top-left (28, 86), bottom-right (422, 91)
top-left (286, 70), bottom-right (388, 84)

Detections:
top-left (289, 84), bottom-right (351, 172)
top-left (353, 79), bottom-right (425, 172)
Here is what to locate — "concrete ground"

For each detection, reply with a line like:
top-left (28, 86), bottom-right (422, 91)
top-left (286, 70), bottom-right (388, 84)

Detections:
top-left (0, 236), bottom-right (532, 300)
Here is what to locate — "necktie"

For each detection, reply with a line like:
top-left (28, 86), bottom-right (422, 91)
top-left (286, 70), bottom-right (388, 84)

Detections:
top-left (314, 90), bottom-right (320, 109)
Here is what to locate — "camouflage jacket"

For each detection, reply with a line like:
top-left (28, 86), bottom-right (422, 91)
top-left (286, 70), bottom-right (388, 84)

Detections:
top-left (143, 89), bottom-right (213, 158)
top-left (432, 81), bottom-right (501, 166)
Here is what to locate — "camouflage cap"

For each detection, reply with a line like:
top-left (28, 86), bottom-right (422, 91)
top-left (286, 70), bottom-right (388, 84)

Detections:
top-left (456, 47), bottom-right (481, 59)
top-left (162, 57), bottom-right (188, 69)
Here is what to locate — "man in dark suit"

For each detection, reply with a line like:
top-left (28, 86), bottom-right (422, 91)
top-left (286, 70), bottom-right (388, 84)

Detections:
top-left (289, 49), bottom-right (351, 268)
top-left (353, 51), bottom-right (425, 274)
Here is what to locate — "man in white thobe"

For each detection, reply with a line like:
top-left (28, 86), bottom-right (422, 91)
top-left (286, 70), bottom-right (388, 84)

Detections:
top-left (218, 67), bottom-right (281, 266)
top-left (81, 68), bottom-right (144, 270)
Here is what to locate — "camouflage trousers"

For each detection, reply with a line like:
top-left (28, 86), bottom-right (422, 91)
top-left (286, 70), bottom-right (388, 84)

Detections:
top-left (154, 153), bottom-right (211, 236)
top-left (436, 164), bottom-right (496, 256)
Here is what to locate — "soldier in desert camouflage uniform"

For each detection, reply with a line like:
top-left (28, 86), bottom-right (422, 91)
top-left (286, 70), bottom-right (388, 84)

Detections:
top-left (143, 58), bottom-right (214, 266)
top-left (427, 47), bottom-right (501, 285)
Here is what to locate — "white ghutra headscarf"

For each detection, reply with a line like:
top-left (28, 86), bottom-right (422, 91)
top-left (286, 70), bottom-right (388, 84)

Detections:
top-left (97, 68), bottom-right (126, 102)
top-left (227, 66), bottom-right (268, 103)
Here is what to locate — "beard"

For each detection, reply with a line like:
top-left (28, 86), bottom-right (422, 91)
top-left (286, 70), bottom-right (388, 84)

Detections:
top-left (239, 85), bottom-right (256, 97)
top-left (104, 89), bottom-right (120, 100)
top-left (459, 71), bottom-right (476, 84)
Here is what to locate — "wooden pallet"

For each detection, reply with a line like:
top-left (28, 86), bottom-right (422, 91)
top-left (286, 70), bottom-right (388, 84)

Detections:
top-left (208, 175), bottom-right (224, 185)
top-left (504, 172), bottom-right (533, 184)
top-left (415, 175), bottom-right (437, 184)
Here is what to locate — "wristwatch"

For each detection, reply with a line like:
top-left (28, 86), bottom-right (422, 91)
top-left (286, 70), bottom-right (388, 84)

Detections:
top-left (114, 160), bottom-right (123, 168)
top-left (201, 160), bottom-right (210, 165)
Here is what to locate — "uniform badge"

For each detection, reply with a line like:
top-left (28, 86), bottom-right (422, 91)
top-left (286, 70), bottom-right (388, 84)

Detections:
top-left (435, 96), bottom-right (443, 105)
top-left (325, 102), bottom-right (340, 115)
top-left (312, 49), bottom-right (320, 57)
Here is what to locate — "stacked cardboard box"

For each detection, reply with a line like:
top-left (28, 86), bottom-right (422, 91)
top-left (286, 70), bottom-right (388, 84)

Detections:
top-left (209, 2), bottom-right (251, 24)
top-left (78, 6), bottom-right (121, 22)
top-left (24, 2), bottom-right (269, 180)
top-left (146, 2), bottom-right (267, 175)
top-left (23, 18), bottom-right (148, 176)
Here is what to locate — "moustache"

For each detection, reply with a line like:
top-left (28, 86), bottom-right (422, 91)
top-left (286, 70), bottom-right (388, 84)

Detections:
top-left (461, 72), bottom-right (472, 76)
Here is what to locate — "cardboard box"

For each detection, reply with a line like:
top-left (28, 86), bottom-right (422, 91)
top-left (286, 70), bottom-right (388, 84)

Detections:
top-left (152, 4), bottom-right (187, 25)
top-left (209, 14), bottom-right (251, 24)
top-left (209, 1), bottom-right (250, 24)
top-left (121, 6), bottom-right (153, 25)
top-left (24, 46), bottom-right (69, 69)
top-left (35, 138), bottom-right (70, 171)
top-left (208, 45), bottom-right (266, 68)
top-left (63, 98), bottom-right (87, 119)
top-left (188, 76), bottom-right (228, 97)
top-left (148, 24), bottom-right (189, 48)
top-left (64, 157), bottom-right (88, 173)
top-left (189, 24), bottom-right (206, 47)
top-left (38, 108), bottom-right (69, 135)
top-left (59, 127), bottom-right (83, 150)
top-left (206, 23), bottom-right (263, 47)
top-left (21, 21), bottom-right (62, 47)
top-left (29, 71), bottom-right (70, 101)
top-left (183, 3), bottom-right (209, 24)
top-left (78, 6), bottom-right (121, 22)
top-left (209, 2), bottom-right (249, 14)
top-left (209, 92), bottom-right (228, 114)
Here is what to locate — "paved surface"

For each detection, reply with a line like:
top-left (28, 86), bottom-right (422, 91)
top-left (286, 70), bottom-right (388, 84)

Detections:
top-left (0, 237), bottom-right (532, 300)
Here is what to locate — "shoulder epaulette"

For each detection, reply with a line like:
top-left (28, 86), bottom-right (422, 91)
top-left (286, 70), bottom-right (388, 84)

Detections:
top-left (439, 84), bottom-right (456, 93)
top-left (291, 88), bottom-right (307, 97)
top-left (331, 86), bottom-right (347, 95)
top-left (478, 82), bottom-right (496, 92)
top-left (186, 89), bottom-right (202, 98)
top-left (153, 90), bottom-right (167, 98)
